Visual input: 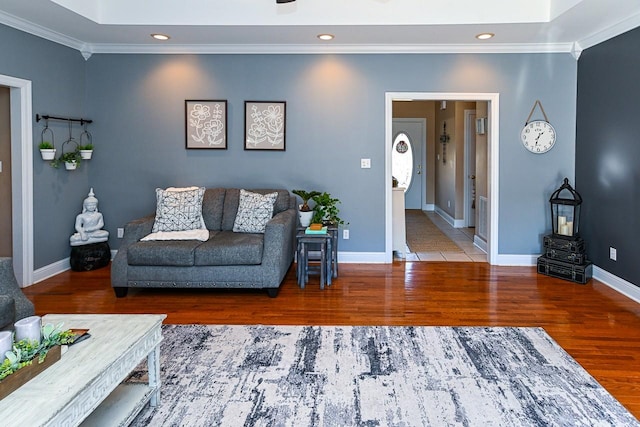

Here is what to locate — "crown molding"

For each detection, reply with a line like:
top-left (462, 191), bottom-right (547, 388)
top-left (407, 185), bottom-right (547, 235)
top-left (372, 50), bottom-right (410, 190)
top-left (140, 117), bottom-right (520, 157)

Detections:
top-left (88, 42), bottom-right (576, 56)
top-left (0, 6), bottom-right (637, 58)
top-left (577, 10), bottom-right (640, 51)
top-left (0, 10), bottom-right (87, 53)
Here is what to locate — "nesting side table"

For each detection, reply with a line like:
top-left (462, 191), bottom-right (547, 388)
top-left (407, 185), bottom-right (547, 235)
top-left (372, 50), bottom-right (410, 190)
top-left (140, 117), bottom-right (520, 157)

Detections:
top-left (296, 227), bottom-right (338, 289)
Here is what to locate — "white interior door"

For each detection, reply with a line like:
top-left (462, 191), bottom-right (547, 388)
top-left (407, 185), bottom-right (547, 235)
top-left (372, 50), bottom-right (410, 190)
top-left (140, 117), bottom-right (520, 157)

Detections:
top-left (392, 118), bottom-right (425, 210)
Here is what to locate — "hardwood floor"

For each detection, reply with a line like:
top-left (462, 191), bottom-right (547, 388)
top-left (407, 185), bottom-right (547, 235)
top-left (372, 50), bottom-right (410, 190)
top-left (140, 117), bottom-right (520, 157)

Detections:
top-left (23, 261), bottom-right (640, 418)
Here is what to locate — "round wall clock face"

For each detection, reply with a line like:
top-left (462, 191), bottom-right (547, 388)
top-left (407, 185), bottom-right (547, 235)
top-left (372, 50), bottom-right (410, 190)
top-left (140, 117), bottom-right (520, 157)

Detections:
top-left (520, 120), bottom-right (556, 154)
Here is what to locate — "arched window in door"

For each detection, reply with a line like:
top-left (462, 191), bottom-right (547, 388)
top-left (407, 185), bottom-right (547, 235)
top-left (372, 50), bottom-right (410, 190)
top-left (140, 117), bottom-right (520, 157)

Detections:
top-left (392, 132), bottom-right (414, 192)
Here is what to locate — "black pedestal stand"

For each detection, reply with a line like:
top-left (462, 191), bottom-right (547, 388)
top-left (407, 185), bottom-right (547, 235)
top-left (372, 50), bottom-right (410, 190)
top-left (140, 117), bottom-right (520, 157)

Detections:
top-left (70, 241), bottom-right (111, 271)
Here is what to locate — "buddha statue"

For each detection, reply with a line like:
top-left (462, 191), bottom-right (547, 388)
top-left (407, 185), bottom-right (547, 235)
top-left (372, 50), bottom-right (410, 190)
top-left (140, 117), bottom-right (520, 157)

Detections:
top-left (70, 188), bottom-right (109, 246)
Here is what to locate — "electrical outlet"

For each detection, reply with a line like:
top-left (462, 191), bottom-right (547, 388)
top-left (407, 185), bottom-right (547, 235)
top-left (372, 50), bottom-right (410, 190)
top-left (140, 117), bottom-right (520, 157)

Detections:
top-left (343, 229), bottom-right (350, 240)
top-left (360, 158), bottom-right (371, 169)
top-left (447, 200), bottom-right (451, 208)
top-left (609, 247), bottom-right (617, 261)
top-left (117, 228), bottom-right (124, 238)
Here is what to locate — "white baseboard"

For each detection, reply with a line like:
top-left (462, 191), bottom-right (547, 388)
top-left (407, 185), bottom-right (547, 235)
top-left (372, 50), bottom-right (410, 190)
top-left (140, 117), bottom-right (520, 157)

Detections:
top-left (32, 258), bottom-right (70, 286)
top-left (495, 254), bottom-right (539, 266)
top-left (425, 204), bottom-right (435, 211)
top-left (473, 236), bottom-right (487, 253)
top-left (339, 252), bottom-right (387, 263)
top-left (434, 206), bottom-right (465, 228)
top-left (593, 266), bottom-right (640, 304)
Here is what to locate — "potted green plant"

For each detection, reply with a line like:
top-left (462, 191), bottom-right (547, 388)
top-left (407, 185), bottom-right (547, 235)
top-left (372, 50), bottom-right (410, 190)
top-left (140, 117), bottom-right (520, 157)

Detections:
top-left (51, 150), bottom-right (82, 170)
top-left (292, 189), bottom-right (321, 227)
top-left (38, 141), bottom-right (56, 160)
top-left (78, 143), bottom-right (94, 160)
top-left (311, 192), bottom-right (345, 226)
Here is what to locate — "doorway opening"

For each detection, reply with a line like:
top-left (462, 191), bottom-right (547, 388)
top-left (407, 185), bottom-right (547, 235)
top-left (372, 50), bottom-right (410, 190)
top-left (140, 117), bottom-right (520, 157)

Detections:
top-left (385, 92), bottom-right (499, 264)
top-left (0, 74), bottom-right (34, 286)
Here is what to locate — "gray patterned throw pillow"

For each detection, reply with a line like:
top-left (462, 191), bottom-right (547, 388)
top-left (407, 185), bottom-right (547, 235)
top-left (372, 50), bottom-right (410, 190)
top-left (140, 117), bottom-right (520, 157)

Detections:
top-left (233, 189), bottom-right (278, 233)
top-left (152, 187), bottom-right (206, 232)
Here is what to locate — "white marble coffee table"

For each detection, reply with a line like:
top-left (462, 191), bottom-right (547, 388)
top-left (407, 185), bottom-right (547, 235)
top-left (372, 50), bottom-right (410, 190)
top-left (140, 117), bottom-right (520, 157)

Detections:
top-left (0, 314), bottom-right (166, 427)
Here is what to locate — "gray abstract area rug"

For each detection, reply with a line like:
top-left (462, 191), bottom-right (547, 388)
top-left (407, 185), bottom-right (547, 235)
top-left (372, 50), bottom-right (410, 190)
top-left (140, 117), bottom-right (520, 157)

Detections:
top-left (128, 325), bottom-right (639, 426)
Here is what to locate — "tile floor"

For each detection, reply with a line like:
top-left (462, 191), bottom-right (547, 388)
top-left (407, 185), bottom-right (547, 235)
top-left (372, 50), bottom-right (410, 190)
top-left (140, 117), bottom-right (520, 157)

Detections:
top-left (399, 211), bottom-right (487, 262)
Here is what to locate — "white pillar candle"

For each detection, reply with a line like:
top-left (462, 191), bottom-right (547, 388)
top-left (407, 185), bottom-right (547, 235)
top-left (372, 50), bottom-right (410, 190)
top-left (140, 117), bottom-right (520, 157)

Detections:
top-left (566, 221), bottom-right (573, 236)
top-left (557, 216), bottom-right (567, 230)
top-left (14, 315), bottom-right (42, 345)
top-left (0, 331), bottom-right (12, 360)
top-left (559, 224), bottom-right (569, 236)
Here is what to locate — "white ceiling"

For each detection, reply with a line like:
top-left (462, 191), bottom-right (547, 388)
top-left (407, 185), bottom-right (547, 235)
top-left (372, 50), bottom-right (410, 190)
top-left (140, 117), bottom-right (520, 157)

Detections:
top-left (0, 0), bottom-right (639, 57)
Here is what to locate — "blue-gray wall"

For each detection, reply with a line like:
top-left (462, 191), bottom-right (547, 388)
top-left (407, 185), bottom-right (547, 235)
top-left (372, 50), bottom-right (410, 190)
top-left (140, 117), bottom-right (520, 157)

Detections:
top-left (1, 23), bottom-right (580, 268)
top-left (576, 27), bottom-right (640, 287)
top-left (0, 25), bottom-right (88, 268)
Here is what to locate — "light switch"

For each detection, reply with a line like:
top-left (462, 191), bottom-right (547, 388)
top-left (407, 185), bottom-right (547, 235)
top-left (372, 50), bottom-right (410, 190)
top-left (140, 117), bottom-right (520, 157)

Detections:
top-left (360, 158), bottom-right (371, 169)
top-left (0, 160), bottom-right (2, 172)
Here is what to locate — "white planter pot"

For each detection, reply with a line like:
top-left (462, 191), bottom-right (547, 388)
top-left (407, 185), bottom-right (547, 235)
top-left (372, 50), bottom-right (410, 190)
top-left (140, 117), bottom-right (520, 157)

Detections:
top-left (40, 149), bottom-right (56, 160)
top-left (299, 210), bottom-right (314, 227)
top-left (80, 150), bottom-right (93, 160)
top-left (64, 161), bottom-right (78, 170)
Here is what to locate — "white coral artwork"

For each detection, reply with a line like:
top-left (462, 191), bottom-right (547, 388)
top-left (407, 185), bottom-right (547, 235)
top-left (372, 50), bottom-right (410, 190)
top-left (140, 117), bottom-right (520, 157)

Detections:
top-left (187, 101), bottom-right (226, 148)
top-left (245, 102), bottom-right (285, 150)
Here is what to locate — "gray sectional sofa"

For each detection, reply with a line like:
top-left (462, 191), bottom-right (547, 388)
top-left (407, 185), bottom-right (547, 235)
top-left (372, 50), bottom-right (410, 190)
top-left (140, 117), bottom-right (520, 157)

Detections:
top-left (111, 188), bottom-right (297, 298)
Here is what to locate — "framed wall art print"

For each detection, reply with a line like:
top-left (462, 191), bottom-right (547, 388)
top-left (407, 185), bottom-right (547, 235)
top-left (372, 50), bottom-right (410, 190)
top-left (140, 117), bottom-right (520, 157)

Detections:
top-left (185, 100), bottom-right (228, 149)
top-left (244, 101), bottom-right (286, 151)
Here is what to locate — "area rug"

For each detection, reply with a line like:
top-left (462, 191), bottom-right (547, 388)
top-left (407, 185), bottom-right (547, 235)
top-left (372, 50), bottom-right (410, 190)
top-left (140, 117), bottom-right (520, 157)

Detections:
top-left (405, 210), bottom-right (463, 253)
top-left (128, 325), bottom-right (638, 426)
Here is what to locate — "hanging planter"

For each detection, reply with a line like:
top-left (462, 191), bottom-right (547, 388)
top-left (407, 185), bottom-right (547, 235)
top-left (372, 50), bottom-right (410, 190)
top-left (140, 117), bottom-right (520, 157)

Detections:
top-left (51, 120), bottom-right (81, 170)
top-left (78, 125), bottom-right (93, 160)
top-left (39, 121), bottom-right (56, 161)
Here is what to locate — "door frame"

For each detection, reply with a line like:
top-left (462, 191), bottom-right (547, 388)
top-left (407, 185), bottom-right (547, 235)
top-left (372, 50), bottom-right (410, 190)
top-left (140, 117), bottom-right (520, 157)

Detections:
top-left (464, 109), bottom-right (476, 228)
top-left (0, 74), bottom-right (33, 286)
top-left (385, 92), bottom-right (499, 264)
top-left (392, 118), bottom-right (426, 210)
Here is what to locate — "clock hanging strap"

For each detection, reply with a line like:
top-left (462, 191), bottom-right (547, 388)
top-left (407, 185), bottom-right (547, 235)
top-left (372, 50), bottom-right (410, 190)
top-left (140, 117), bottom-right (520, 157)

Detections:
top-left (525, 99), bottom-right (550, 124)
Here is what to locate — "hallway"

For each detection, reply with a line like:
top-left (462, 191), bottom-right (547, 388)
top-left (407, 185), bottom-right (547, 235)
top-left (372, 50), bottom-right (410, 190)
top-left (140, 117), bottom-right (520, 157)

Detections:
top-left (401, 211), bottom-right (487, 262)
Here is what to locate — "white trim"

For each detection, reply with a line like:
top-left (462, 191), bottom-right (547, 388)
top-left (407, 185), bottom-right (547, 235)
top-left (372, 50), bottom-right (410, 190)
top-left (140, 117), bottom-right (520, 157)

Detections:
top-left (495, 254), bottom-right (538, 266)
top-left (1, 74), bottom-right (33, 287)
top-left (0, 10), bottom-right (87, 53)
top-left (593, 267), bottom-right (640, 305)
top-left (33, 258), bottom-right (70, 284)
top-left (463, 109), bottom-right (476, 228)
top-left (87, 42), bottom-right (579, 56)
top-left (577, 11), bottom-right (640, 51)
top-left (434, 206), bottom-right (466, 228)
top-left (386, 92), bottom-right (499, 265)
top-left (473, 235), bottom-right (487, 253)
top-left (425, 204), bottom-right (435, 211)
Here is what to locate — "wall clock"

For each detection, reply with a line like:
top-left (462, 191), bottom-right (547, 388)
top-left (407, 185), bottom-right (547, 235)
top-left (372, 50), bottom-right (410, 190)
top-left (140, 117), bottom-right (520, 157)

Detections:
top-left (521, 100), bottom-right (556, 154)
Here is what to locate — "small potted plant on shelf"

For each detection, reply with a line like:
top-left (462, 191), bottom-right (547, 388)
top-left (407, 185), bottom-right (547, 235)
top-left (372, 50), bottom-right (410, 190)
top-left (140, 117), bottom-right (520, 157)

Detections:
top-left (311, 192), bottom-right (346, 227)
top-left (292, 189), bottom-right (321, 227)
top-left (38, 141), bottom-right (56, 161)
top-left (78, 143), bottom-right (93, 160)
top-left (51, 150), bottom-right (82, 170)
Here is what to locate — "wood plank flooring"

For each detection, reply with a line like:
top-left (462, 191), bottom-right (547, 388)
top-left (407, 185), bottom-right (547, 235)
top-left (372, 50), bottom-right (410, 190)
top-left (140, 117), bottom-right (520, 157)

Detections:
top-left (23, 261), bottom-right (640, 419)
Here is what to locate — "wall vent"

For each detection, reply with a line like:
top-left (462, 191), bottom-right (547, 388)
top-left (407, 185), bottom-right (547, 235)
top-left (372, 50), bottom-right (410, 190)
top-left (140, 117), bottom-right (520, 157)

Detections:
top-left (478, 196), bottom-right (488, 241)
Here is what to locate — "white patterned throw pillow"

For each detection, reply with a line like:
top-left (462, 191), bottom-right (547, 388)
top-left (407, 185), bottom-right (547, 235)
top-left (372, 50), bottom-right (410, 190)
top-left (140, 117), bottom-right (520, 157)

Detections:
top-left (233, 189), bottom-right (278, 233)
top-left (152, 186), bottom-right (206, 232)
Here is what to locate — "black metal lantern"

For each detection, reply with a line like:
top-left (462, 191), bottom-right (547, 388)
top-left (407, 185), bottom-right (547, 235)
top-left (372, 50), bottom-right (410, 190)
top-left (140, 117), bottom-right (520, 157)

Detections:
top-left (549, 177), bottom-right (582, 239)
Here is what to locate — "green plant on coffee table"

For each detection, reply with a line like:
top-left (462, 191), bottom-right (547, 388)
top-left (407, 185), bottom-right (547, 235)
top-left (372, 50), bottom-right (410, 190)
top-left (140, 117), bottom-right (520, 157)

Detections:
top-left (292, 190), bottom-right (321, 212)
top-left (311, 192), bottom-right (345, 226)
top-left (0, 323), bottom-right (75, 381)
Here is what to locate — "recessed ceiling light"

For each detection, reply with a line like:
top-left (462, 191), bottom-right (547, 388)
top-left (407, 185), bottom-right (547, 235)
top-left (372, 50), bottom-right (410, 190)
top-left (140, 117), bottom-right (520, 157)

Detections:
top-left (317, 34), bottom-right (334, 41)
top-left (151, 34), bottom-right (170, 41)
top-left (475, 33), bottom-right (495, 40)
